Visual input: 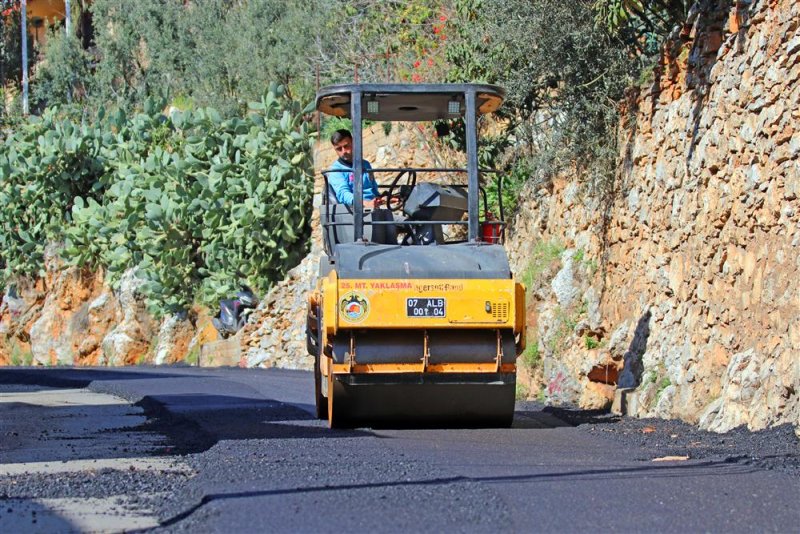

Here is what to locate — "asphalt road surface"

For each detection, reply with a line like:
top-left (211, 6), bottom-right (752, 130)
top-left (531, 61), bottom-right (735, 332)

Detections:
top-left (0, 366), bottom-right (797, 533)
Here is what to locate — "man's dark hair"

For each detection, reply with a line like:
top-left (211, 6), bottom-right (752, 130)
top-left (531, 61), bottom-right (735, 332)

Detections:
top-left (330, 129), bottom-right (352, 145)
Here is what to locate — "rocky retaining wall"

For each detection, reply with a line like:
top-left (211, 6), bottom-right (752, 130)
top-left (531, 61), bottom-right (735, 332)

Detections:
top-left (509, 0), bottom-right (799, 432)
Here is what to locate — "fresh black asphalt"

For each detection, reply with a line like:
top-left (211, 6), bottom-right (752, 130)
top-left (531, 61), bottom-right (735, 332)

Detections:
top-left (0, 366), bottom-right (797, 532)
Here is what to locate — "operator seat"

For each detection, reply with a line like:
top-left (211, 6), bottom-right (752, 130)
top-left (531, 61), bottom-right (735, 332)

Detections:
top-left (320, 185), bottom-right (397, 246)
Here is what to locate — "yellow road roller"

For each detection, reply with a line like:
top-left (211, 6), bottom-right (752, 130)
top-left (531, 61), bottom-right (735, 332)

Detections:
top-left (306, 83), bottom-right (526, 427)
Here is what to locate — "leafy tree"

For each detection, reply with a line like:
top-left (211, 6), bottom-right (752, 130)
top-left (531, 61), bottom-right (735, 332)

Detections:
top-left (1, 1), bottom-right (22, 86)
top-left (31, 27), bottom-right (93, 111)
top-left (593, 0), bottom-right (690, 55)
top-left (33, 0), bottom-right (327, 114)
top-left (1, 0), bottom-right (26, 120)
top-left (88, 0), bottom-right (190, 109)
top-left (174, 0), bottom-right (326, 112)
top-left (445, 0), bottom-right (641, 194)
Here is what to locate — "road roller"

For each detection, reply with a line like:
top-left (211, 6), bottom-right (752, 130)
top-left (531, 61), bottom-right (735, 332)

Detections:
top-left (306, 83), bottom-right (526, 427)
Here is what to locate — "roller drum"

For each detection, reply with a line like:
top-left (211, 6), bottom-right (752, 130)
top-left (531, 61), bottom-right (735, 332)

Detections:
top-left (329, 373), bottom-right (515, 427)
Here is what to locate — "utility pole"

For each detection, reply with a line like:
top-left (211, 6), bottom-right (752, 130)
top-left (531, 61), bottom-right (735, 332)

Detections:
top-left (65, 0), bottom-right (71, 34)
top-left (21, 0), bottom-right (28, 114)
top-left (65, 0), bottom-right (72, 103)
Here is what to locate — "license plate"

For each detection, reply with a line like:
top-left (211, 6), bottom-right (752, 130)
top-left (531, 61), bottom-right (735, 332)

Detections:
top-left (406, 298), bottom-right (446, 318)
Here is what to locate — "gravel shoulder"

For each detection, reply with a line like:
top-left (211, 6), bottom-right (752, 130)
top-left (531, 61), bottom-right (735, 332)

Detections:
top-left (532, 402), bottom-right (800, 477)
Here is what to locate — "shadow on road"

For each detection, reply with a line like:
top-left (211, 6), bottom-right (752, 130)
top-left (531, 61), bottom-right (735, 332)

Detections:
top-left (540, 406), bottom-right (621, 426)
top-left (135, 392), bottom-right (372, 455)
top-left (0, 367), bottom-right (189, 390)
top-left (514, 400), bottom-right (619, 428)
top-left (2, 367), bottom-right (634, 462)
top-left (158, 456), bottom-right (762, 528)
top-left (0, 498), bottom-right (77, 532)
top-left (0, 367), bottom-right (374, 463)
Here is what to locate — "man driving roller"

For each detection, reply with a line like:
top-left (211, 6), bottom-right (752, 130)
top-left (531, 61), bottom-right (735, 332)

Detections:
top-left (328, 129), bottom-right (382, 208)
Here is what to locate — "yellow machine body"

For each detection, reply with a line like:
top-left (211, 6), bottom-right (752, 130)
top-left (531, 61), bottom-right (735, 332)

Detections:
top-left (309, 270), bottom-right (526, 427)
top-left (322, 273), bottom-right (522, 331)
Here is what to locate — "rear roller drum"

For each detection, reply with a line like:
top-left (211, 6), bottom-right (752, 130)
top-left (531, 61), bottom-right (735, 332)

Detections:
top-left (327, 371), bottom-right (338, 428)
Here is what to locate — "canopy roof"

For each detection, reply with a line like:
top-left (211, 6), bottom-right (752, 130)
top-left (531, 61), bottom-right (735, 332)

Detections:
top-left (316, 83), bottom-right (505, 122)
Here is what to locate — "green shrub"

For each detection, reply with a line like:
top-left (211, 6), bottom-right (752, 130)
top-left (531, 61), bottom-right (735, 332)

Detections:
top-left (185, 345), bottom-right (200, 366)
top-left (483, 157), bottom-right (531, 219)
top-left (537, 389), bottom-right (546, 403)
top-left (9, 342), bottom-right (33, 366)
top-left (643, 369), bottom-right (658, 385)
top-left (1, 85), bottom-right (314, 316)
top-left (572, 248), bottom-right (599, 276)
top-left (547, 306), bottom-right (574, 355)
top-left (320, 117), bottom-right (352, 142)
top-left (446, 0), bottom-right (643, 198)
top-left (521, 240), bottom-right (565, 291)
top-left (521, 338), bottom-right (541, 370)
top-left (656, 376), bottom-right (672, 402)
top-left (31, 29), bottom-right (94, 111)
top-left (546, 301), bottom-right (588, 357)
top-left (0, 108), bottom-right (105, 280)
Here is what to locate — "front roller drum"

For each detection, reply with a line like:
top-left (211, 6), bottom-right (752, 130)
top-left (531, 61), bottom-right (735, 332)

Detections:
top-left (327, 373), bottom-right (516, 428)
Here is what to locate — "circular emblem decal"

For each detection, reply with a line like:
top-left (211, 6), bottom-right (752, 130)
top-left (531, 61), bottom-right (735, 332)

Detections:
top-left (339, 292), bottom-right (369, 323)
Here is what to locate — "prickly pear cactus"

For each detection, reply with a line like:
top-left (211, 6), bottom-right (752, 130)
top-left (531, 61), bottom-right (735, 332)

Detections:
top-left (0, 84), bottom-right (314, 316)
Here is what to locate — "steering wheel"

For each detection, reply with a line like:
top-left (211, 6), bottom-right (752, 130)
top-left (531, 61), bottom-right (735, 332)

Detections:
top-left (382, 170), bottom-right (417, 212)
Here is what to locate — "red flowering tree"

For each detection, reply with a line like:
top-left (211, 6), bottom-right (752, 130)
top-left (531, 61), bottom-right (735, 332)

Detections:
top-left (321, 0), bottom-right (453, 84)
top-left (1, 0), bottom-right (20, 18)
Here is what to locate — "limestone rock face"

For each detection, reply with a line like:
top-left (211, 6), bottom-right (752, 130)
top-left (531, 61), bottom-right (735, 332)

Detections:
top-left (25, 247), bottom-right (121, 366)
top-left (99, 270), bottom-right (154, 366)
top-left (0, 279), bottom-right (45, 365)
top-left (507, 0), bottom-right (800, 432)
top-left (241, 244), bottom-right (319, 371)
top-left (0, 259), bottom-right (196, 367)
top-left (551, 251), bottom-right (580, 307)
top-left (152, 312), bottom-right (197, 365)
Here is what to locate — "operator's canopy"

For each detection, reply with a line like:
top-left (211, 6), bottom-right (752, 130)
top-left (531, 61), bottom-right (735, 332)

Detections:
top-left (316, 83), bottom-right (505, 122)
